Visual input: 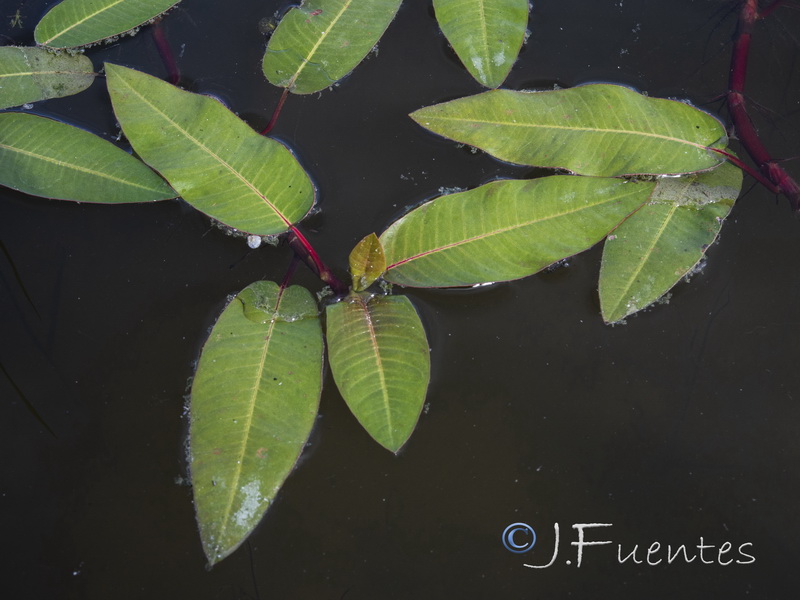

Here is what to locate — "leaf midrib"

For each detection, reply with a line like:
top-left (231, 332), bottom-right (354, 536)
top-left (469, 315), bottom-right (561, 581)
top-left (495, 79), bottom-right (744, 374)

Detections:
top-left (113, 71), bottom-right (291, 227)
top-left (386, 186), bottom-right (645, 270)
top-left (214, 286), bottom-right (285, 554)
top-left (40, 0), bottom-right (128, 45)
top-left (423, 114), bottom-right (713, 151)
top-left (288, 0), bottom-right (354, 89)
top-left (0, 141), bottom-right (163, 191)
top-left (357, 296), bottom-right (394, 445)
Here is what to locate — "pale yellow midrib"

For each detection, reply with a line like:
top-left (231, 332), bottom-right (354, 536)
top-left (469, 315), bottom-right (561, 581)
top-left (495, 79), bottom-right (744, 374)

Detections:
top-left (610, 203), bottom-right (680, 317)
top-left (0, 141), bottom-right (159, 190)
top-left (41, 0), bottom-right (128, 45)
top-left (117, 75), bottom-right (290, 225)
top-left (288, 0), bottom-right (353, 88)
top-left (214, 304), bottom-right (280, 554)
top-left (428, 115), bottom-right (710, 150)
top-left (0, 70), bottom-right (88, 78)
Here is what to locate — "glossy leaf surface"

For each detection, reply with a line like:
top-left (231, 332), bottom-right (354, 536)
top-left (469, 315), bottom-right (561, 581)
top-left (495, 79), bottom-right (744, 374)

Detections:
top-left (349, 233), bottom-right (386, 291)
top-left (106, 64), bottom-right (314, 234)
top-left (433, 0), bottom-right (529, 88)
top-left (35, 0), bottom-right (180, 49)
top-left (263, 0), bottom-right (403, 94)
top-left (0, 47), bottom-right (94, 109)
top-left (0, 112), bottom-right (174, 203)
top-left (411, 85), bottom-right (727, 176)
top-left (190, 281), bottom-right (323, 566)
top-left (599, 162), bottom-right (741, 323)
top-left (381, 176), bottom-right (653, 287)
top-left (326, 294), bottom-right (430, 453)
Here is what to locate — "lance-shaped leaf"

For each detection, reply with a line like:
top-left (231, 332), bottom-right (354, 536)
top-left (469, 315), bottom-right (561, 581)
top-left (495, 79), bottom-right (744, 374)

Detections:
top-left (0, 47), bottom-right (95, 109)
top-left (326, 294), bottom-right (430, 453)
top-left (34, 0), bottom-right (181, 49)
top-left (106, 63), bottom-right (315, 234)
top-left (380, 176), bottom-right (653, 287)
top-left (262, 0), bottom-right (403, 95)
top-left (433, 0), bottom-right (529, 88)
top-left (599, 162), bottom-right (741, 323)
top-left (410, 85), bottom-right (727, 177)
top-left (190, 281), bottom-right (324, 566)
top-left (0, 112), bottom-right (174, 203)
top-left (349, 233), bottom-right (386, 292)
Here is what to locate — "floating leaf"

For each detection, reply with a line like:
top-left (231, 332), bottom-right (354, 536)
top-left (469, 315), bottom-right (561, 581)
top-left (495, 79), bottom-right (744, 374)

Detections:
top-left (106, 63), bottom-right (314, 234)
top-left (349, 233), bottom-right (386, 292)
top-left (190, 281), bottom-right (324, 566)
top-left (433, 0), bottom-right (529, 88)
top-left (0, 112), bottom-right (174, 203)
top-left (599, 162), bottom-right (741, 323)
top-left (326, 293), bottom-right (430, 453)
top-left (262, 0), bottom-right (403, 95)
top-left (380, 176), bottom-right (653, 287)
top-left (0, 47), bottom-right (95, 109)
top-left (410, 84), bottom-right (728, 176)
top-left (34, 0), bottom-right (181, 49)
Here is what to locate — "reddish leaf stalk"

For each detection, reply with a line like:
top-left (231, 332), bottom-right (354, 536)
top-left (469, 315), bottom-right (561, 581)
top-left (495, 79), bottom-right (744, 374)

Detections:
top-left (261, 88), bottom-right (290, 135)
top-left (151, 20), bottom-right (180, 85)
top-left (288, 226), bottom-right (348, 295)
top-left (727, 0), bottom-right (800, 209)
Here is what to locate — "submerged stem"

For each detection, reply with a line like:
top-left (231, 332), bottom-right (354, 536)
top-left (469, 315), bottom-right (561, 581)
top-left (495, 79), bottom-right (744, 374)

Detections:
top-left (726, 0), bottom-right (800, 209)
top-left (287, 226), bottom-right (348, 296)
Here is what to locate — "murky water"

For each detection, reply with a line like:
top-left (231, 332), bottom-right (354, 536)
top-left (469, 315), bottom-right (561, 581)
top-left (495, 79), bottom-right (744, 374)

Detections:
top-left (2, 1), bottom-right (799, 597)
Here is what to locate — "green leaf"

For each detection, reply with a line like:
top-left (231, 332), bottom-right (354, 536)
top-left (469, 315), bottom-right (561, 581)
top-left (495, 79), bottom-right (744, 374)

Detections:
top-left (105, 63), bottom-right (315, 235)
top-left (189, 281), bottom-right (324, 566)
top-left (433, 0), bottom-right (529, 88)
top-left (262, 0), bottom-right (403, 95)
top-left (326, 293), bottom-right (430, 453)
top-left (380, 176), bottom-right (653, 287)
top-left (0, 112), bottom-right (174, 203)
top-left (410, 84), bottom-right (728, 176)
top-left (349, 233), bottom-right (386, 292)
top-left (599, 162), bottom-right (741, 323)
top-left (34, 0), bottom-right (181, 49)
top-left (0, 47), bottom-right (95, 109)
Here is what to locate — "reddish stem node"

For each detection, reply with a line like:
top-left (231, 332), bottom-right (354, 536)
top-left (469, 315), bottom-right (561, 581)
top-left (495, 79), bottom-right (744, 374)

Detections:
top-left (287, 226), bottom-right (348, 296)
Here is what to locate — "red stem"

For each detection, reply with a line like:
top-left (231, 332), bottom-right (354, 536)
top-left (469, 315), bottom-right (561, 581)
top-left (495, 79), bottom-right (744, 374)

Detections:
top-left (261, 88), bottom-right (290, 135)
top-left (151, 20), bottom-right (180, 85)
top-left (287, 226), bottom-right (348, 295)
top-left (726, 0), bottom-right (800, 209)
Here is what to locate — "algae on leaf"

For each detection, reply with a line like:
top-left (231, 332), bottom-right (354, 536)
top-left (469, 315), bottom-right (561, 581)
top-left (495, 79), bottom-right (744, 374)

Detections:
top-left (433, 0), bottom-right (530, 88)
top-left (599, 162), bottom-right (742, 323)
top-left (35, 0), bottom-right (181, 49)
top-left (263, 0), bottom-right (403, 94)
top-left (0, 47), bottom-right (95, 109)
top-left (190, 281), bottom-right (324, 566)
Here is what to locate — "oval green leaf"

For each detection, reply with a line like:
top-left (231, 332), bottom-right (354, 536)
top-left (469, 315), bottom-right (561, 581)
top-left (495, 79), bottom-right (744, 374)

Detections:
top-left (34, 0), bottom-right (181, 49)
top-left (599, 162), bottom-right (742, 323)
top-left (262, 0), bottom-right (403, 95)
top-left (0, 47), bottom-right (95, 109)
top-left (433, 0), bottom-right (529, 88)
top-left (326, 293), bottom-right (430, 453)
top-left (380, 176), bottom-right (653, 287)
top-left (0, 112), bottom-right (174, 203)
top-left (349, 232), bottom-right (386, 292)
top-left (189, 281), bottom-right (324, 566)
top-left (410, 84), bottom-right (728, 176)
top-left (106, 63), bottom-right (315, 235)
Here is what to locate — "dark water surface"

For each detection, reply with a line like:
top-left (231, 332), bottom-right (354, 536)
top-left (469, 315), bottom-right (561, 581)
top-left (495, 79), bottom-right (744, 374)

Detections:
top-left (2, 1), bottom-right (799, 598)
